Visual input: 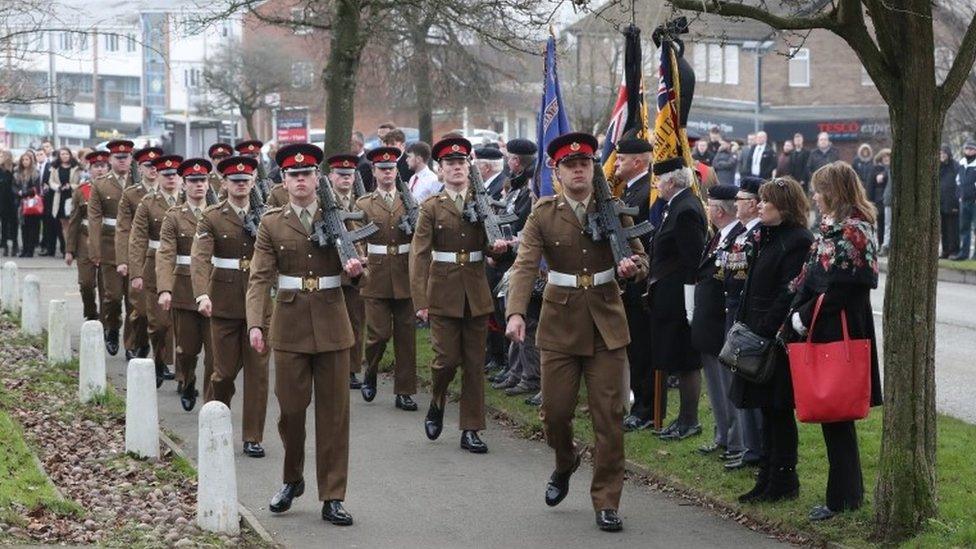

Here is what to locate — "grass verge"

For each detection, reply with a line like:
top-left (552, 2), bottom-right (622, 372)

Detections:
top-left (938, 258), bottom-right (976, 272)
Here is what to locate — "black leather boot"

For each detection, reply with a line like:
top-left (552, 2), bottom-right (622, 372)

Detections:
top-left (737, 463), bottom-right (770, 503)
top-left (756, 466), bottom-right (799, 502)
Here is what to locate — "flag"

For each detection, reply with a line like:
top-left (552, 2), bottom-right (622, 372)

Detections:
top-left (601, 25), bottom-right (650, 197)
top-left (535, 35), bottom-right (571, 197)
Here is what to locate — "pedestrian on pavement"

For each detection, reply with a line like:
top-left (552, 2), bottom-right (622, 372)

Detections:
top-left (939, 145), bottom-right (960, 259)
top-left (791, 133), bottom-right (811, 190)
top-left (953, 140), bottom-right (976, 260)
top-left (505, 131), bottom-right (648, 532)
top-left (792, 161), bottom-right (883, 521)
top-left (851, 143), bottom-right (875, 197)
top-left (65, 150), bottom-right (108, 322)
top-left (745, 131), bottom-right (776, 180)
top-left (245, 143), bottom-right (360, 525)
top-left (41, 147), bottom-right (77, 257)
top-left (0, 150), bottom-right (19, 257)
top-left (711, 141), bottom-right (737, 187)
top-left (731, 176), bottom-right (813, 505)
top-left (15, 151), bottom-right (43, 258)
top-left (405, 142), bottom-right (440, 202)
top-left (737, 133), bottom-right (756, 179)
top-left (805, 132), bottom-right (840, 186)
top-left (692, 139), bottom-right (714, 166)
top-left (875, 149), bottom-right (893, 254)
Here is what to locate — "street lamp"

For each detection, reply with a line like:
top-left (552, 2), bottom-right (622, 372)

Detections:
top-left (742, 39), bottom-right (776, 133)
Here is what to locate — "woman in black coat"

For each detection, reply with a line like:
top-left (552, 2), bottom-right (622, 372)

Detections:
top-left (939, 145), bottom-right (960, 258)
top-left (790, 161), bottom-right (882, 521)
top-left (0, 151), bottom-right (17, 256)
top-left (730, 176), bottom-right (813, 504)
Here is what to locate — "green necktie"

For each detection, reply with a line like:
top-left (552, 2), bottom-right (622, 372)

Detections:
top-left (454, 194), bottom-right (464, 212)
top-left (167, 195), bottom-right (176, 207)
top-left (299, 209), bottom-right (312, 232)
top-left (575, 203), bottom-right (586, 225)
top-left (193, 208), bottom-right (201, 220)
top-left (385, 192), bottom-right (394, 206)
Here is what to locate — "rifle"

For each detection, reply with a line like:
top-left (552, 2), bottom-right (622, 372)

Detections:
top-left (205, 186), bottom-right (218, 207)
top-left (462, 163), bottom-right (518, 243)
top-left (584, 164), bottom-right (655, 264)
top-left (394, 174), bottom-right (420, 235)
top-left (310, 174), bottom-right (379, 265)
top-left (352, 170), bottom-right (367, 199)
top-left (243, 184), bottom-right (266, 238)
top-left (255, 177), bottom-right (272, 202)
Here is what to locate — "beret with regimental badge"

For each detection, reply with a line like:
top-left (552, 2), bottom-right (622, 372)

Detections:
top-left (151, 155), bottom-right (184, 176)
top-left (235, 140), bottom-right (263, 157)
top-left (546, 132), bottom-right (598, 165)
top-left (85, 150), bottom-right (110, 164)
top-left (208, 143), bottom-right (233, 159)
top-left (178, 158), bottom-right (213, 180)
top-left (616, 137), bottom-right (652, 154)
top-left (106, 140), bottom-right (135, 156)
top-left (134, 147), bottom-right (164, 165)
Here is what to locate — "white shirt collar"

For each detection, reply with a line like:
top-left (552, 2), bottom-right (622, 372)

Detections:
top-left (745, 217), bottom-right (761, 230)
top-left (719, 220), bottom-right (739, 242)
top-left (667, 187), bottom-right (687, 206)
top-left (626, 170), bottom-right (648, 189)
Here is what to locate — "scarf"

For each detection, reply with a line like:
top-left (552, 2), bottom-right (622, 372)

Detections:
top-left (789, 213), bottom-right (879, 294)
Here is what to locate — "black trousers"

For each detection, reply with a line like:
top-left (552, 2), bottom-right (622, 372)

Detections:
top-left (0, 213), bottom-right (17, 250)
top-left (822, 421), bottom-right (864, 511)
top-left (941, 212), bottom-right (960, 257)
top-left (42, 215), bottom-right (63, 254)
top-left (625, 300), bottom-right (657, 420)
top-left (761, 406), bottom-right (798, 468)
top-left (21, 216), bottom-right (41, 256)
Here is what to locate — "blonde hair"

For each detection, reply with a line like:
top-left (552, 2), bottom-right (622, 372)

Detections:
top-left (810, 161), bottom-right (877, 225)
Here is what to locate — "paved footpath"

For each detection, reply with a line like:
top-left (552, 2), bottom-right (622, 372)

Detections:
top-left (20, 257), bottom-right (784, 548)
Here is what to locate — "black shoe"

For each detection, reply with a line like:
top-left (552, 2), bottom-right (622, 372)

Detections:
top-left (524, 392), bottom-right (542, 407)
top-left (658, 422), bottom-right (702, 441)
top-left (349, 373), bottom-right (362, 390)
top-left (180, 383), bottom-right (197, 411)
top-left (738, 464), bottom-right (770, 503)
top-left (395, 394), bottom-right (418, 411)
top-left (137, 345), bottom-right (151, 358)
top-left (724, 455), bottom-right (760, 470)
top-left (38, 250), bottom-right (54, 257)
top-left (623, 415), bottom-right (653, 432)
top-left (460, 430), bottom-right (487, 453)
top-left (268, 479), bottom-right (304, 513)
top-left (483, 359), bottom-right (502, 374)
top-left (154, 363), bottom-right (165, 388)
top-left (756, 466), bottom-right (799, 502)
top-left (488, 370), bottom-right (510, 384)
top-left (719, 449), bottom-right (745, 461)
top-left (322, 500), bottom-right (353, 526)
top-left (697, 443), bottom-right (721, 455)
top-left (491, 376), bottom-right (519, 390)
top-left (425, 403), bottom-right (444, 440)
top-left (243, 441), bottom-right (266, 458)
top-left (545, 450), bottom-right (582, 507)
top-left (360, 375), bottom-right (377, 402)
top-left (161, 367), bottom-right (175, 380)
top-left (808, 504), bottom-right (836, 522)
top-left (595, 509), bottom-right (623, 532)
top-left (105, 330), bottom-right (120, 356)
top-left (505, 382), bottom-right (537, 396)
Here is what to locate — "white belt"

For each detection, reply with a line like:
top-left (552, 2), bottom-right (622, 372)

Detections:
top-left (102, 218), bottom-right (116, 226)
top-left (432, 250), bottom-right (483, 264)
top-left (81, 219), bottom-right (89, 227)
top-left (547, 267), bottom-right (615, 288)
top-left (148, 240), bottom-right (161, 250)
top-left (211, 257), bottom-right (251, 270)
top-left (278, 274), bottom-right (341, 291)
top-left (367, 243), bottom-right (411, 255)
top-left (176, 255), bottom-right (191, 265)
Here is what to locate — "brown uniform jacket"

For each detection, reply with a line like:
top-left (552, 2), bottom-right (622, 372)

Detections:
top-left (265, 184), bottom-right (288, 208)
top-left (116, 182), bottom-right (154, 266)
top-left (208, 172), bottom-right (224, 197)
top-left (157, 204), bottom-right (203, 310)
top-left (356, 190), bottom-right (412, 300)
top-left (66, 183), bottom-right (92, 259)
top-left (190, 201), bottom-right (256, 320)
top-left (245, 204), bottom-right (355, 354)
top-left (506, 194), bottom-right (649, 355)
top-left (408, 188), bottom-right (494, 318)
top-left (86, 171), bottom-right (127, 264)
top-left (129, 191), bottom-right (181, 290)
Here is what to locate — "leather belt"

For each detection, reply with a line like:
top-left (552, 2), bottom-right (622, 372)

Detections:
top-left (176, 255), bottom-right (191, 265)
top-left (432, 250), bottom-right (483, 264)
top-left (148, 240), bottom-right (161, 250)
top-left (367, 243), bottom-right (411, 255)
top-left (278, 274), bottom-right (341, 291)
top-left (102, 218), bottom-right (116, 226)
top-left (211, 257), bottom-right (250, 271)
top-left (547, 267), bottom-right (615, 289)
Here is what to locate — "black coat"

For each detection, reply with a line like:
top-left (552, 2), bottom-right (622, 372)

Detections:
top-left (870, 164), bottom-right (888, 206)
top-left (852, 157), bottom-right (875, 196)
top-left (646, 187), bottom-right (708, 372)
top-left (729, 223), bottom-right (813, 409)
top-left (397, 154), bottom-right (414, 186)
top-left (692, 222), bottom-right (746, 356)
top-left (806, 147), bottom-right (840, 183)
top-left (0, 169), bottom-right (16, 218)
top-left (620, 172), bottom-right (651, 313)
top-left (357, 154), bottom-right (375, 192)
top-left (483, 172), bottom-right (505, 201)
top-left (791, 148), bottom-right (811, 186)
top-left (940, 159), bottom-right (960, 214)
top-left (746, 144), bottom-right (776, 179)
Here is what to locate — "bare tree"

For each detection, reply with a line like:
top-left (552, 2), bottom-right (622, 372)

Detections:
top-left (936, 2), bottom-right (976, 141)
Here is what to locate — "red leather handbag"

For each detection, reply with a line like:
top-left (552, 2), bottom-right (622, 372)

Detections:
top-left (788, 294), bottom-right (872, 423)
top-left (21, 195), bottom-right (44, 217)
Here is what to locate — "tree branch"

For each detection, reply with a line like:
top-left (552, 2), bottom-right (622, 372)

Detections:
top-left (938, 11), bottom-right (976, 112)
top-left (665, 0), bottom-right (840, 31)
top-left (835, 0), bottom-right (894, 103)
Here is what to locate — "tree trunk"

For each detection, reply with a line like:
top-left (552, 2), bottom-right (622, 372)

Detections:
top-left (873, 24), bottom-right (941, 541)
top-left (242, 107), bottom-right (257, 140)
top-left (322, 0), bottom-right (366, 159)
top-left (410, 22), bottom-right (434, 144)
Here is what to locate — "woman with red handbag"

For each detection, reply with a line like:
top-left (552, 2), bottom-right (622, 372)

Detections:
top-left (787, 162), bottom-right (882, 521)
top-left (13, 152), bottom-right (43, 257)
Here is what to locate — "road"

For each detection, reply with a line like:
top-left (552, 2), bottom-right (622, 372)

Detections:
top-left (16, 257), bottom-right (785, 548)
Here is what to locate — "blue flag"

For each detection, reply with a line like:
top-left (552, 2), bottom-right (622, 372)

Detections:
top-left (535, 36), bottom-right (571, 197)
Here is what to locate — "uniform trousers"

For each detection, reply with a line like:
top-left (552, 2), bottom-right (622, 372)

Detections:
top-left (429, 307), bottom-right (487, 431)
top-left (701, 353), bottom-right (741, 452)
top-left (208, 316), bottom-right (269, 443)
top-left (363, 297), bottom-right (417, 395)
top-left (124, 279), bottom-right (148, 352)
top-left (99, 263), bottom-right (124, 332)
top-left (172, 308), bottom-right (213, 396)
top-left (822, 421), bottom-right (864, 511)
top-left (274, 348), bottom-right (350, 501)
top-left (343, 286), bottom-right (364, 374)
top-left (540, 330), bottom-right (626, 511)
top-left (76, 257), bottom-right (101, 320)
top-left (144, 277), bottom-right (172, 370)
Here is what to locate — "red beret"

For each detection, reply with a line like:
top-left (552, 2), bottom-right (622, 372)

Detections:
top-left (178, 158), bottom-right (213, 179)
top-left (106, 140), bottom-right (135, 155)
top-left (217, 156), bottom-right (259, 179)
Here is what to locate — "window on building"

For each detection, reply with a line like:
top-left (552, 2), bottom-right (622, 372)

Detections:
top-left (723, 45), bottom-right (739, 85)
top-left (126, 33), bottom-right (137, 52)
top-left (291, 8), bottom-right (312, 35)
top-left (58, 32), bottom-right (73, 51)
top-left (104, 33), bottom-right (119, 52)
top-left (184, 68), bottom-right (201, 89)
top-left (707, 43), bottom-right (723, 82)
top-left (693, 43), bottom-right (707, 81)
top-left (291, 61), bottom-right (314, 88)
top-left (78, 32), bottom-right (89, 51)
top-left (788, 47), bottom-right (810, 87)
top-left (693, 42), bottom-right (739, 85)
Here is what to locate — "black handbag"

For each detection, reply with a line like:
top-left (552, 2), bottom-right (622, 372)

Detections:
top-left (719, 321), bottom-right (777, 384)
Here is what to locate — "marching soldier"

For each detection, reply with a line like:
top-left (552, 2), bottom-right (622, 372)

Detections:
top-left (245, 143), bottom-right (362, 525)
top-left (117, 146), bottom-right (161, 361)
top-left (208, 143), bottom-right (233, 196)
top-left (409, 137), bottom-right (508, 453)
top-left (505, 132), bottom-right (647, 532)
top-left (356, 148), bottom-right (417, 410)
top-left (65, 150), bottom-right (108, 321)
top-left (325, 154), bottom-right (367, 391)
top-left (157, 159), bottom-right (216, 412)
top-left (191, 156), bottom-right (270, 458)
top-left (87, 140), bottom-right (137, 355)
top-left (130, 154), bottom-right (183, 387)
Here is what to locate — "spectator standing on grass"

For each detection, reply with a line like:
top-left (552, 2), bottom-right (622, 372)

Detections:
top-left (953, 140), bottom-right (976, 261)
top-left (874, 149), bottom-right (892, 254)
top-left (939, 145), bottom-right (960, 259)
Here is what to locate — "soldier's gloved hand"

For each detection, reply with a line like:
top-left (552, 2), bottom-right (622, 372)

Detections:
top-left (344, 258), bottom-right (364, 278)
top-left (158, 291), bottom-right (172, 312)
top-left (416, 308), bottom-right (429, 323)
top-left (197, 296), bottom-right (213, 317)
top-left (249, 327), bottom-right (266, 354)
top-left (130, 277), bottom-right (143, 290)
top-left (616, 255), bottom-right (640, 279)
top-left (64, 253), bottom-right (74, 266)
top-left (506, 314), bottom-right (526, 343)
top-left (117, 263), bottom-right (128, 277)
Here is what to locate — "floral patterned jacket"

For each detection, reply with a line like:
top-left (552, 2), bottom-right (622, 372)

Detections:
top-left (789, 213), bottom-right (879, 296)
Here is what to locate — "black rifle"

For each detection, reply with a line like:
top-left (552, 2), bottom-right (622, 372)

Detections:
top-left (352, 170), bottom-right (367, 200)
top-left (255, 177), bottom-right (272, 202)
top-left (243, 185), bottom-right (266, 238)
top-left (394, 174), bottom-right (420, 235)
top-left (462, 164), bottom-right (517, 243)
top-left (205, 186), bottom-right (218, 207)
top-left (584, 165), bottom-right (655, 264)
top-left (310, 175), bottom-right (378, 264)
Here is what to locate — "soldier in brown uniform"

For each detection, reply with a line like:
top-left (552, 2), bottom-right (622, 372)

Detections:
top-left (356, 147), bottom-right (417, 410)
top-left (87, 140), bottom-right (137, 355)
top-left (65, 150), bottom-right (107, 321)
top-left (409, 137), bottom-right (509, 453)
top-left (207, 143), bottom-right (232, 197)
top-left (265, 183), bottom-right (288, 208)
top-left (130, 154), bottom-right (183, 386)
top-left (246, 143), bottom-right (362, 525)
top-left (191, 156), bottom-right (270, 458)
top-left (325, 154), bottom-right (367, 391)
top-left (505, 132), bottom-right (647, 532)
top-left (118, 147), bottom-right (161, 360)
top-left (157, 159), bottom-right (215, 412)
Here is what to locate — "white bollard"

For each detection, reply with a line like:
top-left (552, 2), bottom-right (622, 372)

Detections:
top-left (47, 300), bottom-right (72, 364)
top-left (1, 261), bottom-right (18, 313)
top-left (79, 320), bottom-right (107, 403)
top-left (20, 275), bottom-right (41, 335)
top-left (197, 401), bottom-right (239, 535)
top-left (124, 358), bottom-right (159, 459)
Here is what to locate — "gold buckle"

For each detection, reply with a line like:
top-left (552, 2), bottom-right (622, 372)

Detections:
top-left (577, 273), bottom-right (593, 288)
top-left (302, 276), bottom-right (318, 291)
top-left (388, 244), bottom-right (398, 255)
top-left (239, 258), bottom-right (250, 271)
top-left (457, 251), bottom-right (469, 264)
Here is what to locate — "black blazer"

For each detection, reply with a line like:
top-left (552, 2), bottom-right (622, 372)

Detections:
top-left (691, 222), bottom-right (746, 355)
top-left (483, 172), bottom-right (505, 201)
top-left (397, 154), bottom-right (413, 186)
top-left (746, 144), bottom-right (776, 179)
top-left (620, 172), bottom-right (651, 310)
top-left (357, 154), bottom-right (375, 192)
